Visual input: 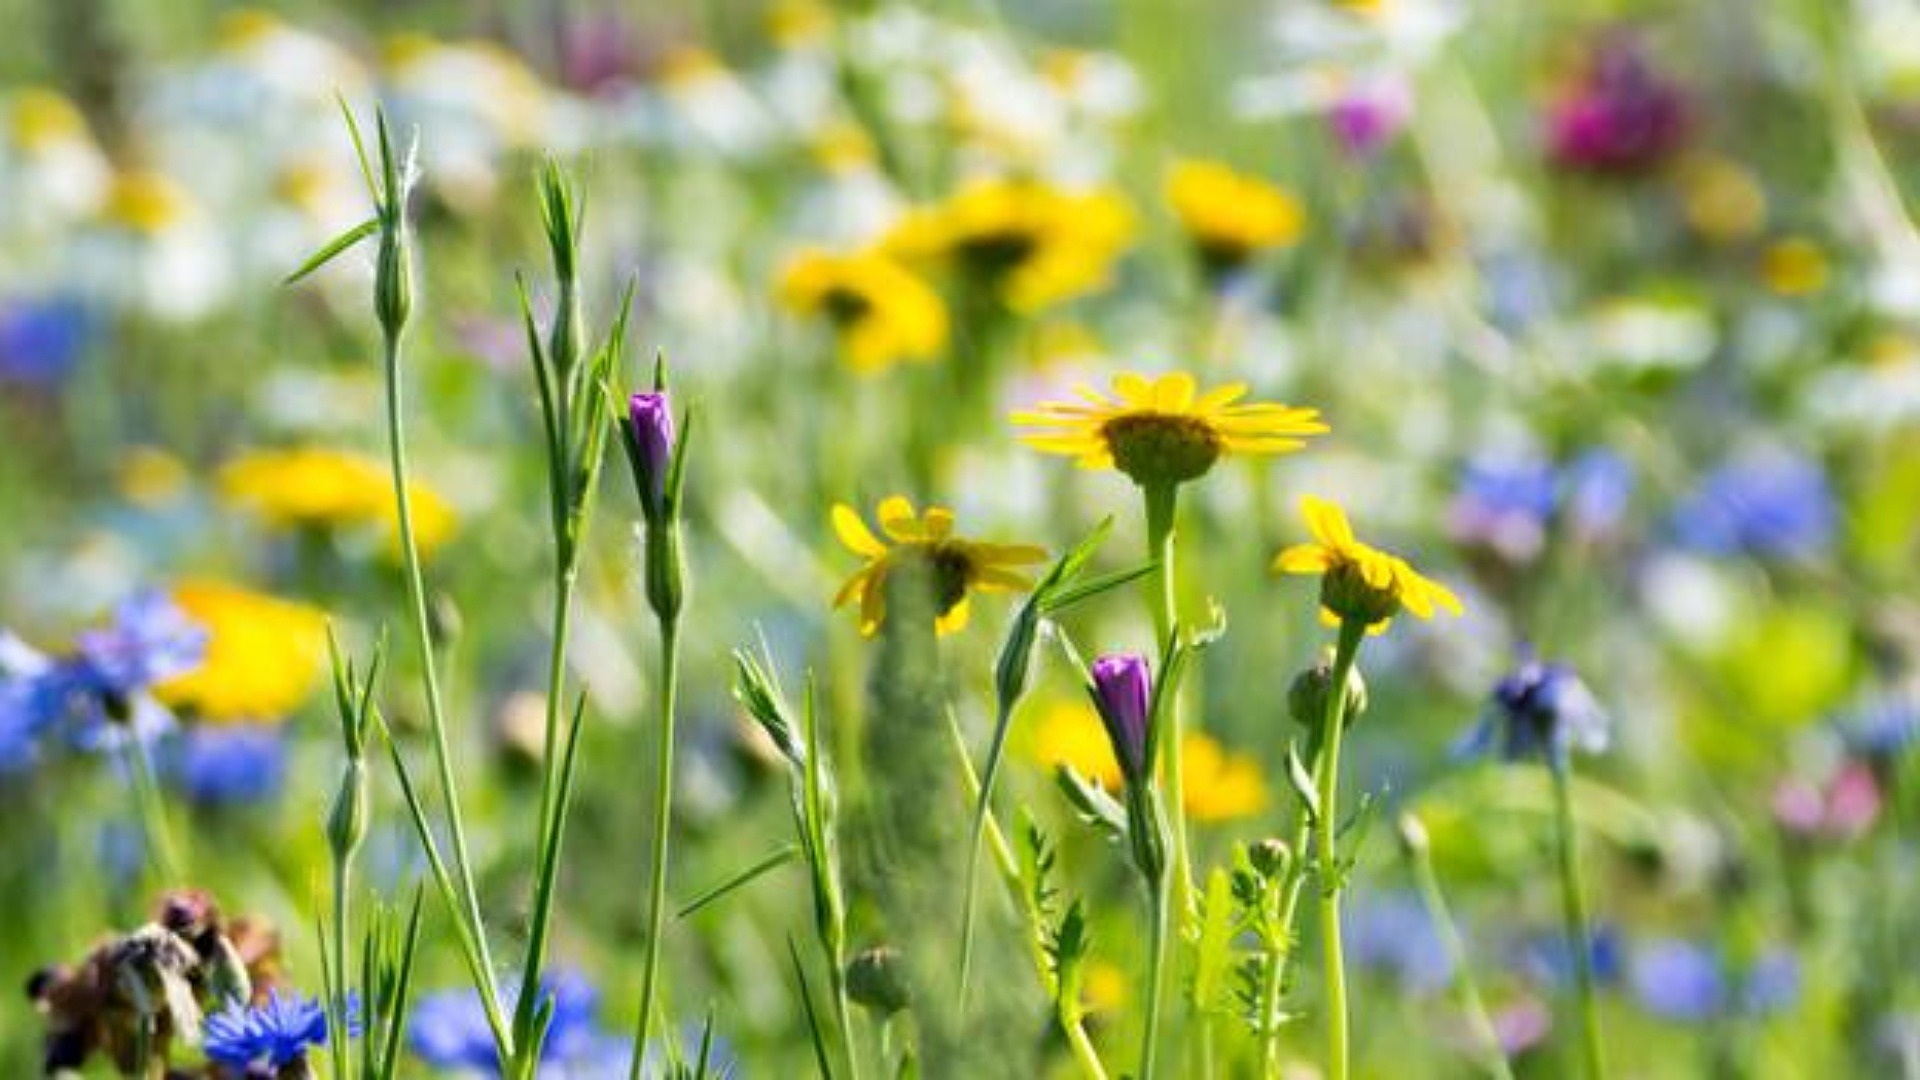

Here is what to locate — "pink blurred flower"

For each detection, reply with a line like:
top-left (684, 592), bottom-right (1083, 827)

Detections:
top-left (1547, 33), bottom-right (1689, 175)
top-left (1772, 762), bottom-right (1881, 842)
top-left (1328, 76), bottom-right (1411, 158)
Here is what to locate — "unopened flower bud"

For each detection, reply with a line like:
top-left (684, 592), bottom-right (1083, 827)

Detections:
top-left (1090, 653), bottom-right (1152, 783)
top-left (846, 946), bottom-right (911, 1016)
top-left (1287, 655), bottom-right (1368, 731)
top-left (626, 391), bottom-right (674, 523)
top-left (1249, 837), bottom-right (1292, 879)
top-left (327, 759), bottom-right (369, 861)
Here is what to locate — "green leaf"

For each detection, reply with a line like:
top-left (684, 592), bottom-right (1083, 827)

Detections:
top-left (1054, 765), bottom-right (1128, 839)
top-left (1190, 868), bottom-right (1237, 1017)
top-left (675, 844), bottom-right (801, 918)
top-left (786, 937), bottom-right (839, 1080)
top-left (1286, 743), bottom-right (1319, 823)
top-left (284, 217), bottom-right (378, 285)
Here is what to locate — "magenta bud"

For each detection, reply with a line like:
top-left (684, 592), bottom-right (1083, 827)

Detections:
top-left (1090, 653), bottom-right (1152, 783)
top-left (627, 391), bottom-right (674, 518)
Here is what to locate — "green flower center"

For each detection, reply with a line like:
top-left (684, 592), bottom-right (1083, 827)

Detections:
top-left (958, 228), bottom-right (1040, 278)
top-left (823, 285), bottom-right (874, 326)
top-left (1102, 412), bottom-right (1222, 486)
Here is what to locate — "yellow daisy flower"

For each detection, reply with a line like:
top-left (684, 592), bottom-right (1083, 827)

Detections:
top-left (1026, 701), bottom-right (1266, 821)
top-left (155, 581), bottom-right (327, 723)
top-left (1272, 494), bottom-right (1462, 632)
top-left (885, 177), bottom-right (1134, 313)
top-left (1013, 371), bottom-right (1327, 487)
top-left (102, 171), bottom-right (194, 235)
top-left (777, 249), bottom-right (950, 373)
top-left (9, 88), bottom-right (90, 152)
top-left (831, 495), bottom-right (1046, 636)
top-left (219, 447), bottom-right (456, 558)
top-left (1761, 237), bottom-right (1829, 297)
top-left (1165, 159), bottom-right (1304, 271)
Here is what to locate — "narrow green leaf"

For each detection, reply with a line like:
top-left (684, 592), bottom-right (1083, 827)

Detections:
top-left (285, 217), bottom-right (378, 285)
top-left (787, 937), bottom-right (839, 1080)
top-left (675, 844), bottom-right (801, 918)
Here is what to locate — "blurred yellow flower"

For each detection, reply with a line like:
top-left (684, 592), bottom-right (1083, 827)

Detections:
top-left (117, 447), bottom-right (190, 508)
top-left (8, 88), bottom-right (89, 151)
top-left (156, 581), bottom-right (327, 723)
top-left (766, 0), bottom-right (832, 48)
top-left (1273, 495), bottom-right (1462, 632)
top-left (1026, 701), bottom-right (1267, 821)
top-left (1013, 371), bottom-right (1326, 487)
top-left (1761, 237), bottom-right (1829, 297)
top-left (1165, 159), bottom-right (1304, 269)
top-left (1678, 155), bottom-right (1766, 243)
top-left (886, 177), bottom-right (1133, 313)
top-left (778, 249), bottom-right (949, 372)
top-left (831, 495), bottom-right (1046, 636)
top-left (102, 171), bottom-right (193, 235)
top-left (1082, 959), bottom-right (1129, 1014)
top-left (219, 447), bottom-right (456, 558)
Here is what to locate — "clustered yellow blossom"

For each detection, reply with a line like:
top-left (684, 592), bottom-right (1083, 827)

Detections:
top-left (1273, 495), bottom-right (1462, 632)
top-left (778, 249), bottom-right (950, 372)
top-left (885, 177), bottom-right (1134, 313)
top-left (1026, 701), bottom-right (1267, 822)
top-left (219, 446), bottom-right (456, 558)
top-left (155, 581), bottom-right (327, 723)
top-left (832, 495), bottom-right (1046, 636)
top-left (1165, 159), bottom-right (1305, 269)
top-left (1014, 371), bottom-right (1327, 487)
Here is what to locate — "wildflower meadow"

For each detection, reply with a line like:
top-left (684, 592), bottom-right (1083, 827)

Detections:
top-left (5, 0), bottom-right (1920, 1076)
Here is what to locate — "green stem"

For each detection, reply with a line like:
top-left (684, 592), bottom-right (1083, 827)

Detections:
top-left (1408, 828), bottom-right (1513, 1080)
top-left (124, 733), bottom-right (180, 885)
top-left (1262, 813), bottom-right (1315, 1074)
top-left (1141, 482), bottom-right (1193, 928)
top-left (330, 856), bottom-right (353, 1080)
top-left (513, 556), bottom-right (581, 1054)
top-left (1315, 620), bottom-right (1366, 1080)
top-left (382, 332), bottom-right (512, 1058)
top-left (1141, 873), bottom-right (1171, 1080)
top-left (1551, 761), bottom-right (1607, 1080)
top-left (630, 617), bottom-right (682, 1079)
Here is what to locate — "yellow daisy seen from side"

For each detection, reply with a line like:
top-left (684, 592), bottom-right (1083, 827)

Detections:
top-left (155, 581), bottom-right (328, 723)
top-left (220, 446), bottom-right (456, 558)
top-left (1273, 494), bottom-right (1463, 632)
top-left (1165, 159), bottom-right (1305, 272)
top-left (885, 176), bottom-right (1134, 313)
top-left (1013, 371), bottom-right (1327, 488)
top-left (832, 495), bottom-right (1047, 636)
top-left (777, 248), bottom-right (950, 373)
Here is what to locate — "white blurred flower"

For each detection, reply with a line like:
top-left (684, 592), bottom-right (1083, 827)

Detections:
top-left (1, 89), bottom-right (110, 231)
top-left (1579, 296), bottom-right (1718, 376)
top-left (67, 171), bottom-right (230, 321)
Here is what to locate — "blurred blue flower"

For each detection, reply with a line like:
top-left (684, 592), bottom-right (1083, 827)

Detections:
top-left (0, 296), bottom-right (90, 389)
top-left (203, 989), bottom-right (337, 1069)
top-left (1518, 925), bottom-right (1622, 989)
top-left (1671, 453), bottom-right (1834, 559)
top-left (1564, 449), bottom-right (1634, 541)
top-left (1449, 455), bottom-right (1559, 562)
top-left (166, 726), bottom-right (286, 805)
top-left (1629, 939), bottom-right (1724, 1021)
top-left (1346, 893), bottom-right (1452, 994)
top-left (1457, 657), bottom-right (1609, 765)
top-left (412, 971), bottom-right (627, 1078)
top-left (1741, 950), bottom-right (1800, 1015)
top-left (1835, 691), bottom-right (1920, 760)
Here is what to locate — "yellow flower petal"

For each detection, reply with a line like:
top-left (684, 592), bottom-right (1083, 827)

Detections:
top-left (832, 503), bottom-right (887, 557)
top-left (1273, 545), bottom-right (1332, 575)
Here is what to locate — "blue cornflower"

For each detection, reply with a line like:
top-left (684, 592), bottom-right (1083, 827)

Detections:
top-left (1346, 893), bottom-right (1453, 994)
top-left (166, 726), bottom-right (287, 805)
top-left (1834, 691), bottom-right (1920, 760)
top-left (1630, 939), bottom-right (1724, 1022)
top-left (1671, 452), bottom-right (1834, 559)
top-left (412, 972), bottom-right (626, 1078)
top-left (1449, 455), bottom-right (1561, 561)
top-left (0, 296), bottom-right (90, 389)
top-left (1518, 925), bottom-right (1623, 989)
top-left (1458, 657), bottom-right (1609, 766)
top-left (1564, 449), bottom-right (1635, 541)
top-left (1741, 950), bottom-right (1800, 1015)
top-left (203, 990), bottom-right (335, 1069)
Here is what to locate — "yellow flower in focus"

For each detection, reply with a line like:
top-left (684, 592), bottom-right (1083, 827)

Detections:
top-left (1273, 495), bottom-right (1462, 632)
top-left (831, 495), bottom-right (1046, 636)
top-left (9, 88), bottom-right (89, 151)
top-left (1761, 237), bottom-right (1829, 297)
top-left (1165, 159), bottom-right (1304, 270)
top-left (1013, 371), bottom-right (1327, 487)
top-left (219, 447), bottom-right (456, 558)
top-left (156, 581), bottom-right (327, 723)
top-left (1026, 702), bottom-right (1266, 821)
top-left (886, 177), bottom-right (1134, 313)
top-left (103, 171), bottom-right (193, 235)
top-left (778, 249), bottom-right (950, 372)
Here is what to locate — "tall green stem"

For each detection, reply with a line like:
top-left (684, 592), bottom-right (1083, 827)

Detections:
top-left (1315, 620), bottom-right (1366, 1080)
top-left (1140, 872), bottom-right (1171, 1080)
top-left (382, 332), bottom-right (511, 1056)
top-left (1551, 762), bottom-right (1607, 1080)
top-left (124, 734), bottom-right (180, 885)
top-left (1141, 482), bottom-right (1192, 925)
top-left (630, 617), bottom-right (682, 1078)
top-left (1407, 822), bottom-right (1513, 1080)
top-left (329, 856), bottom-right (353, 1080)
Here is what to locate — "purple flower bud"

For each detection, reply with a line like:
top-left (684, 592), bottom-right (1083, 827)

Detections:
top-left (627, 391), bottom-right (674, 518)
top-left (1090, 653), bottom-right (1152, 782)
top-left (1327, 77), bottom-right (1410, 159)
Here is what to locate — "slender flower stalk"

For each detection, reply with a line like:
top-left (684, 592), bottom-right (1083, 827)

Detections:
top-left (1399, 813), bottom-right (1514, 1080)
top-left (1142, 482), bottom-right (1194, 927)
top-left (122, 733), bottom-right (181, 885)
top-left (1551, 762), bottom-right (1607, 1080)
top-left (1312, 620), bottom-right (1365, 1080)
top-left (322, 630), bottom-right (381, 1080)
top-left (622, 358), bottom-right (693, 1079)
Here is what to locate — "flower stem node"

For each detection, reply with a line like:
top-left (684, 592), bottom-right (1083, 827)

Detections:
top-left (1287, 654), bottom-right (1369, 731)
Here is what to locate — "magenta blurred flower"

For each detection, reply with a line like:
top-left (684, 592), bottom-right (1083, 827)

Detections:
top-left (1328, 76), bottom-right (1411, 158)
top-left (1547, 34), bottom-right (1689, 175)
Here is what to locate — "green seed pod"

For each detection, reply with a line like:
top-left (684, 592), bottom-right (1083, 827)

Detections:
top-left (846, 946), bottom-right (911, 1016)
top-left (326, 758), bottom-right (369, 861)
top-left (374, 220), bottom-right (412, 339)
top-left (1248, 837), bottom-right (1292, 880)
top-left (1287, 654), bottom-right (1369, 731)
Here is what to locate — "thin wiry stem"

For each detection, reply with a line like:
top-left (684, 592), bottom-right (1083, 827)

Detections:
top-left (630, 617), bottom-right (682, 1078)
top-left (1314, 620), bottom-right (1366, 1080)
top-left (1552, 761), bottom-right (1607, 1080)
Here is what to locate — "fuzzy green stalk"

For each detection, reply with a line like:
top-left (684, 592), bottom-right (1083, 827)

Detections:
top-left (1141, 482), bottom-right (1193, 926)
top-left (1551, 760), bottom-right (1607, 1080)
top-left (381, 312), bottom-right (512, 1058)
top-left (123, 733), bottom-right (180, 885)
top-left (630, 615), bottom-right (682, 1079)
top-left (1403, 814), bottom-right (1514, 1080)
top-left (1140, 865), bottom-right (1172, 1080)
top-left (1314, 619), bottom-right (1366, 1080)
